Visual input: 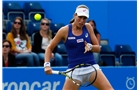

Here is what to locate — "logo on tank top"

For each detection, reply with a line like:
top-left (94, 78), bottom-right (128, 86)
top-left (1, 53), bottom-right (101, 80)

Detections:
top-left (85, 33), bottom-right (88, 38)
top-left (68, 37), bottom-right (76, 40)
top-left (77, 38), bottom-right (84, 43)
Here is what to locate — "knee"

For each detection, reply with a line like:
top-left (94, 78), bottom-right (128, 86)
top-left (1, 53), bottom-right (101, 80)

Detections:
top-left (38, 53), bottom-right (45, 61)
top-left (31, 53), bottom-right (39, 59)
top-left (31, 52), bottom-right (38, 57)
top-left (38, 53), bottom-right (44, 57)
top-left (25, 54), bottom-right (33, 60)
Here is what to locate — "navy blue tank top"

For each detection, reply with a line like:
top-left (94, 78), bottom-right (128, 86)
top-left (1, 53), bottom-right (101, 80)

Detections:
top-left (65, 24), bottom-right (96, 68)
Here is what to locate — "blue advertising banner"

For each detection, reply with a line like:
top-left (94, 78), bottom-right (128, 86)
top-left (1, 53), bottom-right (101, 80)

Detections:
top-left (3, 67), bottom-right (137, 90)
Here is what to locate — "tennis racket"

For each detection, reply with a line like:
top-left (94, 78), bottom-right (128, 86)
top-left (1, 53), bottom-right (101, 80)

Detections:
top-left (52, 63), bottom-right (97, 87)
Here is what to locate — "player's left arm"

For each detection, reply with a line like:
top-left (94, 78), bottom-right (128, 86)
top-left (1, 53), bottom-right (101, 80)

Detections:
top-left (85, 23), bottom-right (100, 53)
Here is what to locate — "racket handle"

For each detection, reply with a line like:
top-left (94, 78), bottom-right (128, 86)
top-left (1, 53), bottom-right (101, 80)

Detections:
top-left (52, 70), bottom-right (60, 74)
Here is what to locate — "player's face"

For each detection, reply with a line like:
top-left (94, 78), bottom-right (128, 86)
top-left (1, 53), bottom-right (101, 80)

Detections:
top-left (75, 15), bottom-right (87, 28)
top-left (13, 19), bottom-right (21, 30)
top-left (41, 20), bottom-right (50, 31)
top-left (3, 42), bottom-right (11, 54)
top-left (88, 21), bottom-right (95, 29)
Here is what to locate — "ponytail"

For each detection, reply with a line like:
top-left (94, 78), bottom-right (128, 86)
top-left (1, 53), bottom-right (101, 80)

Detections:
top-left (70, 18), bottom-right (75, 23)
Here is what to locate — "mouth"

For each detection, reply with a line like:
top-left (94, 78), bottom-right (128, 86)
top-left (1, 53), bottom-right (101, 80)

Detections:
top-left (3, 50), bottom-right (7, 52)
top-left (79, 23), bottom-right (83, 26)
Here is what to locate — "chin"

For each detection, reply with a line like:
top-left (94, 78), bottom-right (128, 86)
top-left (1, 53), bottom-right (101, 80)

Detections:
top-left (78, 25), bottom-right (84, 28)
top-left (3, 52), bottom-right (8, 54)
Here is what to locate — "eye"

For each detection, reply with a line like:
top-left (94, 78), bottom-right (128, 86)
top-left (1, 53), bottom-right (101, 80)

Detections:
top-left (78, 16), bottom-right (83, 18)
top-left (78, 16), bottom-right (87, 20)
top-left (83, 17), bottom-right (87, 20)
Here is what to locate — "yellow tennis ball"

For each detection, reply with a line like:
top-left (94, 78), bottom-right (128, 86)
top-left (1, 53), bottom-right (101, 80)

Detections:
top-left (34, 13), bottom-right (42, 21)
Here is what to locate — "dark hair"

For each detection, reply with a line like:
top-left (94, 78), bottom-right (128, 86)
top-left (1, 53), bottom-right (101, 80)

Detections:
top-left (70, 18), bottom-right (75, 23)
top-left (11, 17), bottom-right (28, 41)
top-left (87, 20), bottom-right (96, 27)
top-left (3, 40), bottom-right (12, 48)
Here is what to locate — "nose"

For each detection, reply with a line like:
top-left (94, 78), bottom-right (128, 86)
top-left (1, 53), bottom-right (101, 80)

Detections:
top-left (79, 18), bottom-right (85, 23)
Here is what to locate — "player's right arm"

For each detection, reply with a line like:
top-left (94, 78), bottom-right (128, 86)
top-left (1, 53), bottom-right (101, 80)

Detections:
top-left (44, 26), bottom-right (67, 74)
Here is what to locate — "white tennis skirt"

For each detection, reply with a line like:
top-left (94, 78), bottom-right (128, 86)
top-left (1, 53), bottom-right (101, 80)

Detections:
top-left (66, 64), bottom-right (101, 84)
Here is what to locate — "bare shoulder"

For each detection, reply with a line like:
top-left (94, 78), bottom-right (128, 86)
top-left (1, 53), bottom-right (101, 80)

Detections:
top-left (56, 25), bottom-right (69, 37)
top-left (85, 23), bottom-right (92, 29)
top-left (57, 25), bottom-right (69, 34)
top-left (85, 23), bottom-right (93, 33)
top-left (54, 25), bottom-right (69, 40)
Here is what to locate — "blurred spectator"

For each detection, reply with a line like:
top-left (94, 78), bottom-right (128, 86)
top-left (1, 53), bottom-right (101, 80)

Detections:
top-left (3, 40), bottom-right (16, 67)
top-left (7, 17), bottom-right (40, 67)
top-left (87, 20), bottom-right (100, 44)
top-left (33, 18), bottom-right (63, 66)
top-left (88, 20), bottom-right (101, 63)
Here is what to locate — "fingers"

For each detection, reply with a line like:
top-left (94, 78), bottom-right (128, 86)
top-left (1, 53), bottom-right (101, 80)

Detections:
top-left (84, 46), bottom-right (90, 53)
top-left (84, 41), bottom-right (87, 45)
top-left (84, 42), bottom-right (90, 53)
top-left (84, 41), bottom-right (93, 53)
top-left (84, 49), bottom-right (88, 53)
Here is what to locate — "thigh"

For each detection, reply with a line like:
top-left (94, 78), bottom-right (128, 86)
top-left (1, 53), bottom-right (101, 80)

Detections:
top-left (54, 53), bottom-right (63, 60)
top-left (89, 70), bottom-right (113, 90)
top-left (62, 78), bottom-right (80, 90)
top-left (16, 53), bottom-right (31, 60)
top-left (30, 52), bottom-right (38, 56)
top-left (54, 53), bottom-right (63, 66)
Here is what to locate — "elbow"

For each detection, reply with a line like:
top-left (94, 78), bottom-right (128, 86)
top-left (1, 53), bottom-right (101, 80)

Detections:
top-left (46, 45), bottom-right (53, 52)
top-left (97, 47), bottom-right (101, 52)
top-left (93, 46), bottom-right (101, 53)
top-left (95, 47), bottom-right (100, 53)
top-left (46, 45), bottom-right (50, 52)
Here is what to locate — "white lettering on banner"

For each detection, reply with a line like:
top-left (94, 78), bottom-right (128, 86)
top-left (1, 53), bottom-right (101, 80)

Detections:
top-left (3, 81), bottom-right (60, 90)
top-left (8, 82), bottom-right (18, 90)
top-left (42, 81), bottom-right (51, 90)
top-left (20, 82), bottom-right (30, 89)
top-left (30, 81), bottom-right (41, 90)
top-left (52, 81), bottom-right (60, 90)
top-left (3, 82), bottom-right (8, 90)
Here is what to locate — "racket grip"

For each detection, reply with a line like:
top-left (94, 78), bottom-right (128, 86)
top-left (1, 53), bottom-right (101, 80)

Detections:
top-left (52, 70), bottom-right (60, 74)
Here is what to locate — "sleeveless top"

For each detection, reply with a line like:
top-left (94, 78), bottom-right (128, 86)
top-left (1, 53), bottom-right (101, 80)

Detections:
top-left (64, 24), bottom-right (96, 68)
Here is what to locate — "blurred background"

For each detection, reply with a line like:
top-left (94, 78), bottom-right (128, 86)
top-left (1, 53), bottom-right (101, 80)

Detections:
top-left (2, 1), bottom-right (137, 90)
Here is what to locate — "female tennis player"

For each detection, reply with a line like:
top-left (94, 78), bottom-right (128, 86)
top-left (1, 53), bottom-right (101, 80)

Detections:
top-left (44, 4), bottom-right (114, 90)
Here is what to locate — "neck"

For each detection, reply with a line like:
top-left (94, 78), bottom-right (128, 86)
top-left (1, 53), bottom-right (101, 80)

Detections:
top-left (73, 23), bottom-right (82, 31)
top-left (3, 53), bottom-right (8, 58)
top-left (41, 30), bottom-right (48, 34)
top-left (40, 30), bottom-right (48, 38)
top-left (16, 29), bottom-right (20, 34)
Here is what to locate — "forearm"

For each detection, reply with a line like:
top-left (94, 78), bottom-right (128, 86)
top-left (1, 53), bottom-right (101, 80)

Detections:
top-left (45, 46), bottom-right (52, 63)
top-left (91, 45), bottom-right (100, 53)
top-left (96, 34), bottom-right (100, 44)
top-left (14, 48), bottom-right (23, 53)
